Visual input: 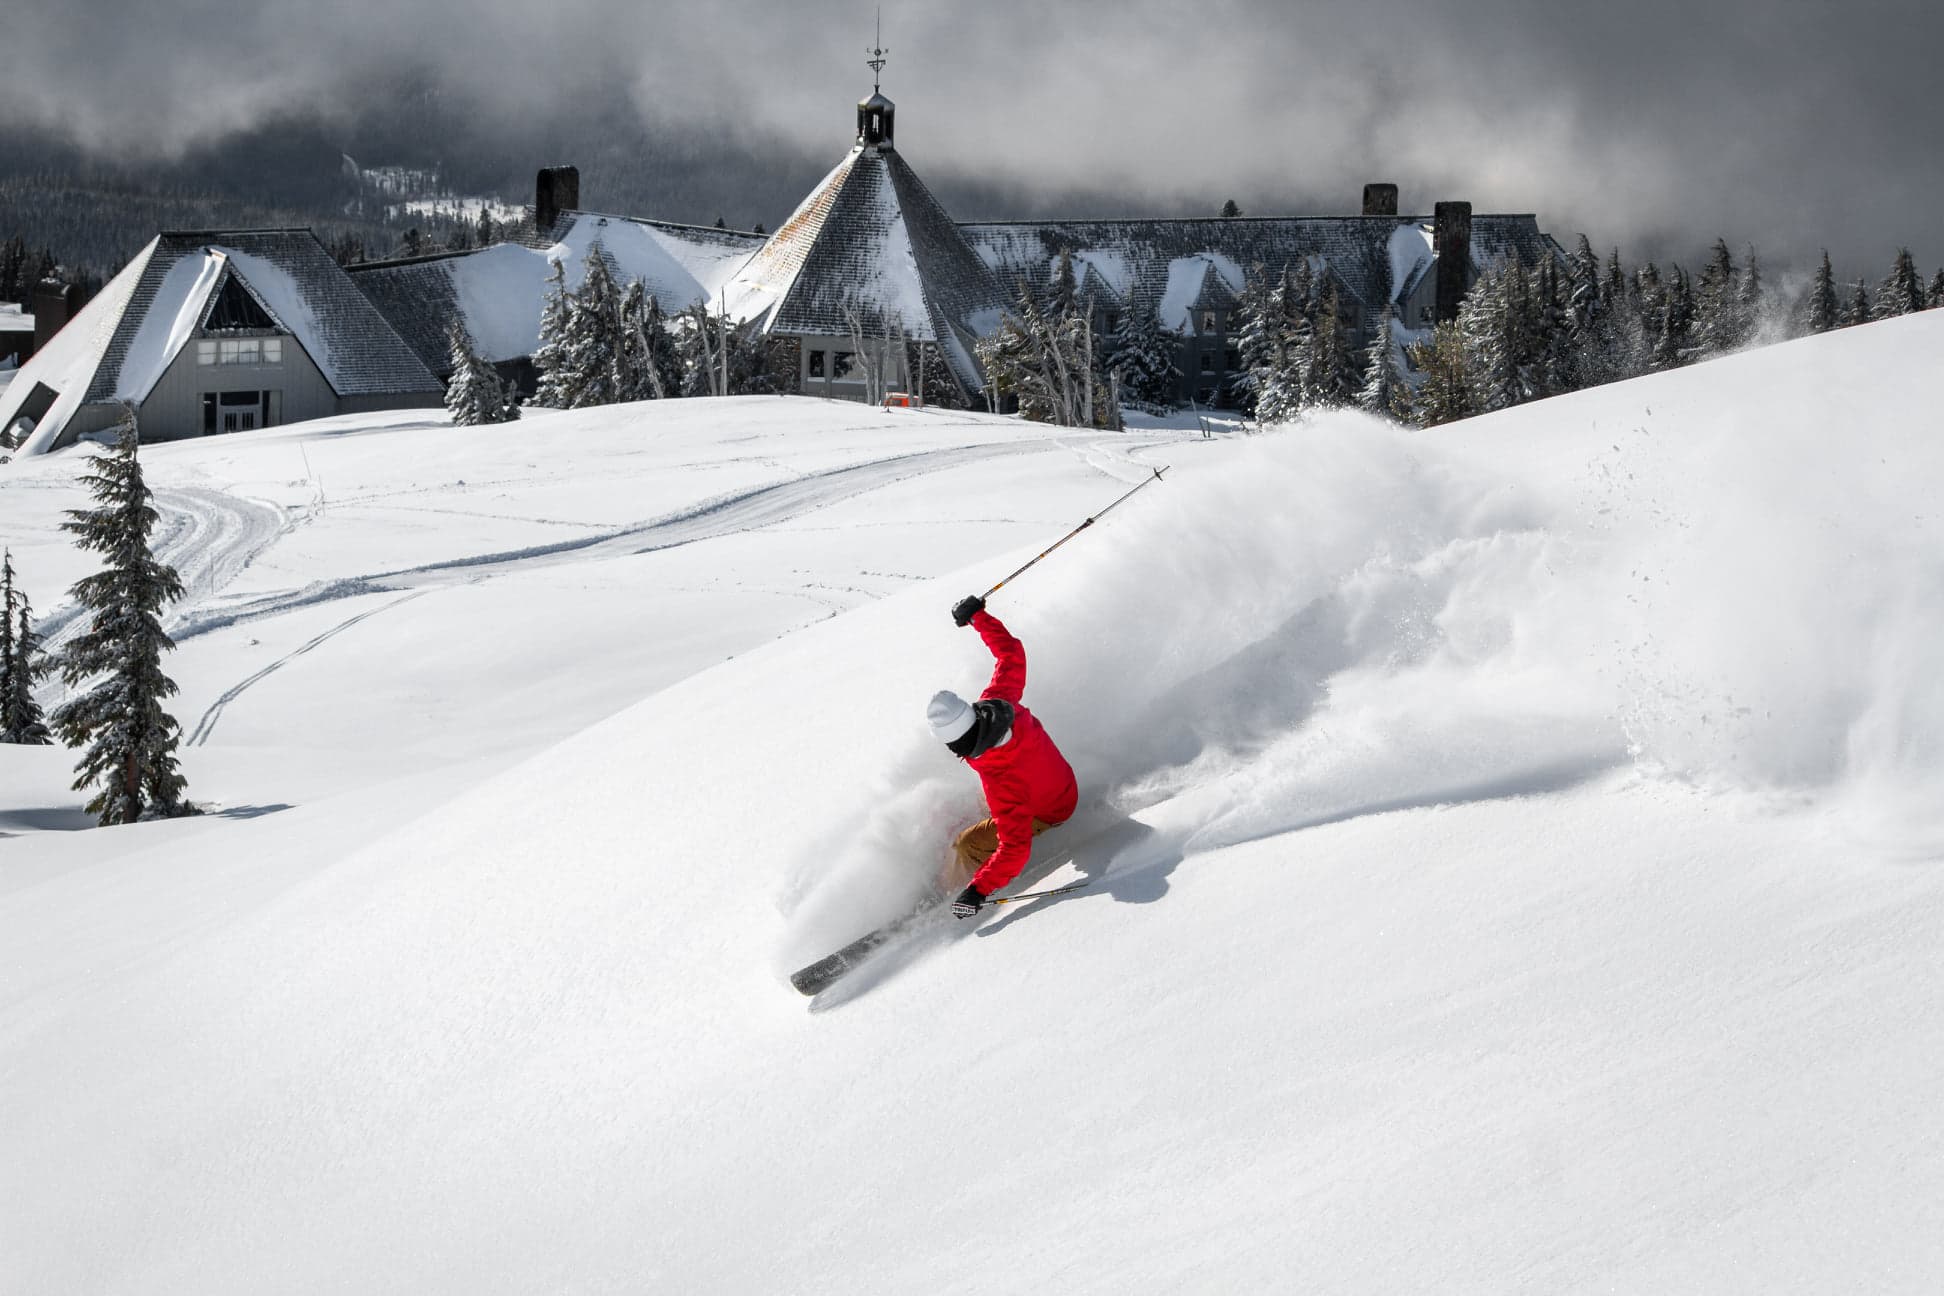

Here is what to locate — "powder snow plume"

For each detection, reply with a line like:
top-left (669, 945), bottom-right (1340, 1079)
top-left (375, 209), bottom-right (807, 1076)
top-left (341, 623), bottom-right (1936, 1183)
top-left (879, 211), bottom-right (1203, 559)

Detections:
top-left (782, 322), bottom-right (1944, 962)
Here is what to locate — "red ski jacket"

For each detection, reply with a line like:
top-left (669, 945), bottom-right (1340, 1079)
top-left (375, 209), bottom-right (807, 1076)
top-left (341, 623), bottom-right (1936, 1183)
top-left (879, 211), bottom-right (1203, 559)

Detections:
top-left (965, 610), bottom-right (1079, 894)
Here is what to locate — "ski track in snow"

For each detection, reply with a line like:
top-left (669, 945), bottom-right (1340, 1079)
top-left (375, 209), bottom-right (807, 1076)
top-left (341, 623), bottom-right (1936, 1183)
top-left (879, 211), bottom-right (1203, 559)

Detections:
top-left (170, 439), bottom-right (1077, 641)
top-left (175, 433), bottom-right (1163, 744)
top-left (32, 483), bottom-right (289, 664)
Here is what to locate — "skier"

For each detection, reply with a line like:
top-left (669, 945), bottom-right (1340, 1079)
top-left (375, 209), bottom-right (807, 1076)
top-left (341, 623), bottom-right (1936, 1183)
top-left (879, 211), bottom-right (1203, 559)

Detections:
top-left (927, 595), bottom-right (1079, 919)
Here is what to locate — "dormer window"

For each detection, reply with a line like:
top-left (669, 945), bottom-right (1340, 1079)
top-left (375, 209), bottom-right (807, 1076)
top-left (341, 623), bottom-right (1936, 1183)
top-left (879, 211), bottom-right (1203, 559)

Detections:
top-left (1200, 310), bottom-right (1218, 334)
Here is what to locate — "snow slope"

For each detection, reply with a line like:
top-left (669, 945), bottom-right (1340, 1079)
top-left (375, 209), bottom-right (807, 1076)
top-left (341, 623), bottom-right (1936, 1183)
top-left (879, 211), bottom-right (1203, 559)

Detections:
top-left (3, 316), bottom-right (1943, 1292)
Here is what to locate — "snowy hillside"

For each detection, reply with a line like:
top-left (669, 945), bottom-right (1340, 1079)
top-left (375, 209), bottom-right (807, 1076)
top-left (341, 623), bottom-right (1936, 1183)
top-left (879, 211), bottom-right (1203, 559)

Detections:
top-left (3, 317), bottom-right (1943, 1293)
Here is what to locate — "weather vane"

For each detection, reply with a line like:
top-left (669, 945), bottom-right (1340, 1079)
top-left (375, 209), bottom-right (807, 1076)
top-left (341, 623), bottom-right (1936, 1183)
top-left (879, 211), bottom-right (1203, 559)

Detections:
top-left (866, 8), bottom-right (888, 92)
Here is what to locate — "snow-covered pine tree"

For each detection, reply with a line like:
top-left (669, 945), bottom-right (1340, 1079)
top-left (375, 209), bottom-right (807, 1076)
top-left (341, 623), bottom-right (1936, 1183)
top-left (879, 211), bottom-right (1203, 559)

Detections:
top-left (1406, 323), bottom-right (1474, 427)
top-left (1693, 238), bottom-right (1745, 357)
top-left (1534, 253), bottom-right (1575, 398)
top-left (1876, 248), bottom-right (1925, 319)
top-left (1304, 285), bottom-right (1360, 410)
top-left (1105, 297), bottom-right (1179, 408)
top-left (1049, 250), bottom-right (1078, 319)
top-left (444, 323), bottom-right (518, 426)
top-left (532, 259), bottom-right (577, 407)
top-left (565, 248), bottom-right (625, 407)
top-left (1651, 267), bottom-right (1695, 369)
top-left (1, 554), bottom-right (53, 745)
top-left (1227, 267), bottom-right (1278, 416)
top-left (1355, 303), bottom-right (1405, 420)
top-left (1929, 269), bottom-right (1944, 309)
top-left (49, 408), bottom-right (191, 824)
top-left (1566, 234), bottom-right (1602, 342)
top-left (1220, 199), bottom-right (1242, 218)
top-left (1843, 277), bottom-right (1872, 327)
top-left (1805, 251), bottom-right (1840, 334)
top-left (1736, 246), bottom-right (1766, 340)
top-left (1460, 261), bottom-right (1536, 412)
top-left (1575, 247), bottom-right (1642, 388)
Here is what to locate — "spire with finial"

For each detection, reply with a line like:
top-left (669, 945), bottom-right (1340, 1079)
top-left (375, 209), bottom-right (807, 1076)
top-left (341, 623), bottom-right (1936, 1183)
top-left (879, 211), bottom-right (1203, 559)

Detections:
top-left (857, 9), bottom-right (895, 148)
top-left (867, 9), bottom-right (888, 92)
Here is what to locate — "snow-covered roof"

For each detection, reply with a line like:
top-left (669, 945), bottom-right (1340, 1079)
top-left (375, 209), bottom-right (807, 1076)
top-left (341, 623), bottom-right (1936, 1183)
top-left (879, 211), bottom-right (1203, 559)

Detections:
top-left (351, 215), bottom-right (765, 375)
top-left (720, 141), bottom-right (1007, 392)
top-left (964, 214), bottom-right (1564, 333)
top-left (0, 230), bottom-right (441, 455)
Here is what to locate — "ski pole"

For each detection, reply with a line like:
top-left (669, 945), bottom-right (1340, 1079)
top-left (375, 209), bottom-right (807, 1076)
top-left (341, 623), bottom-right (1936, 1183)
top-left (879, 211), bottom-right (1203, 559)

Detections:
top-left (980, 466), bottom-right (1166, 600)
top-left (988, 880), bottom-right (1091, 906)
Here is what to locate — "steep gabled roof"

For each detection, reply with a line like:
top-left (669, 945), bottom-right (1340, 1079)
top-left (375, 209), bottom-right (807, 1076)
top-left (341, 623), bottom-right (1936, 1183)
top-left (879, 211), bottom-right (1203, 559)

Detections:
top-left (87, 230), bottom-right (439, 403)
top-left (1, 230), bottom-right (440, 455)
top-left (722, 142), bottom-right (1006, 390)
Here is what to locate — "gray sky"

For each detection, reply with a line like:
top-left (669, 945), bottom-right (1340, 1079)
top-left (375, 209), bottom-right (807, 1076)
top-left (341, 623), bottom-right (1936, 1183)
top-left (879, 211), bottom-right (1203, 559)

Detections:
top-left (4, 0), bottom-right (1939, 273)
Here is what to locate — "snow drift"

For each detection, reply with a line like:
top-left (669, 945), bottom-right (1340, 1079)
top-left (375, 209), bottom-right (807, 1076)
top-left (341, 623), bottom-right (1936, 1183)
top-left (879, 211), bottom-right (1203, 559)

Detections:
top-left (2, 314), bottom-right (1942, 1293)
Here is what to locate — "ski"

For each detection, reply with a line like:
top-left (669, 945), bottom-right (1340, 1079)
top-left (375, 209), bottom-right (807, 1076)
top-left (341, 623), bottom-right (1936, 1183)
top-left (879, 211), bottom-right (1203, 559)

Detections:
top-left (789, 903), bottom-right (936, 996)
top-left (789, 879), bottom-right (1090, 996)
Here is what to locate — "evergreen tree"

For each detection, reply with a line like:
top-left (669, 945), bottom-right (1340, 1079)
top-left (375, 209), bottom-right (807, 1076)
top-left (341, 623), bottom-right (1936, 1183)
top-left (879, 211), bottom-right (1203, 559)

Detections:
top-left (1304, 285), bottom-right (1360, 410)
top-left (1876, 248), bottom-right (1925, 319)
top-left (1693, 238), bottom-right (1745, 356)
top-left (1929, 269), bottom-right (1944, 309)
top-left (1049, 250), bottom-right (1078, 318)
top-left (1228, 267), bottom-right (1279, 416)
top-left (444, 323), bottom-right (519, 426)
top-left (1805, 250), bottom-right (1840, 333)
top-left (1460, 261), bottom-right (1539, 411)
top-left (1651, 267), bottom-right (1695, 369)
top-left (476, 208), bottom-right (498, 247)
top-left (1, 550), bottom-right (54, 744)
top-left (49, 409), bottom-right (191, 824)
top-left (1106, 297), bottom-right (1179, 407)
top-left (1533, 253), bottom-right (1575, 397)
top-left (532, 259), bottom-right (577, 407)
top-left (1737, 246), bottom-right (1766, 340)
top-left (1220, 199), bottom-right (1242, 218)
top-left (1356, 304), bottom-right (1406, 421)
top-left (1405, 323), bottom-right (1474, 427)
top-left (1566, 234), bottom-right (1603, 341)
top-left (534, 249), bottom-right (629, 409)
top-left (1843, 277), bottom-right (1872, 327)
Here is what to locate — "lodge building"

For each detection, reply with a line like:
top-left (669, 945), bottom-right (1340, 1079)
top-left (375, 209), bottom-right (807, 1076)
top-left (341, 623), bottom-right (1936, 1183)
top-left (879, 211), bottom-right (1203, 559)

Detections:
top-left (2, 78), bottom-right (1563, 454)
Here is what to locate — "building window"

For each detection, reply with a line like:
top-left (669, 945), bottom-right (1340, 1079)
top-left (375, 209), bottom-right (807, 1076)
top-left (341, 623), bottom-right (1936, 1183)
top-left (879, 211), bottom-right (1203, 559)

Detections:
top-left (1223, 349), bottom-right (1240, 371)
top-left (832, 351), bottom-right (856, 380)
top-left (199, 337), bottom-right (283, 366)
top-left (1200, 310), bottom-right (1218, 334)
top-left (1199, 352), bottom-right (1216, 374)
top-left (808, 349), bottom-right (826, 378)
top-left (1104, 311), bottom-right (1120, 335)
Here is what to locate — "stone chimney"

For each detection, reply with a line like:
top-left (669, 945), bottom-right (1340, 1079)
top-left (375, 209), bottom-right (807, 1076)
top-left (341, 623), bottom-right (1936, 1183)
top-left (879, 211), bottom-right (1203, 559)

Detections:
top-left (535, 166), bottom-right (581, 239)
top-left (1433, 200), bottom-right (1472, 323)
top-left (1362, 183), bottom-right (1399, 217)
top-left (32, 279), bottom-right (78, 352)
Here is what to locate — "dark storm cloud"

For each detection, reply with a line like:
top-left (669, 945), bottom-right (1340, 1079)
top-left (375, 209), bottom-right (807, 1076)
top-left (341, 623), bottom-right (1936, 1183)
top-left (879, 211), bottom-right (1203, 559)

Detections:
top-left (3, 0), bottom-right (1938, 269)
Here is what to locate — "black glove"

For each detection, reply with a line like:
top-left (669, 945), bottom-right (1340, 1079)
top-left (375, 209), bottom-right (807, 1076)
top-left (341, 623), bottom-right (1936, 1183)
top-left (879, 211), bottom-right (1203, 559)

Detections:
top-left (952, 884), bottom-right (987, 919)
top-left (952, 595), bottom-right (985, 627)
